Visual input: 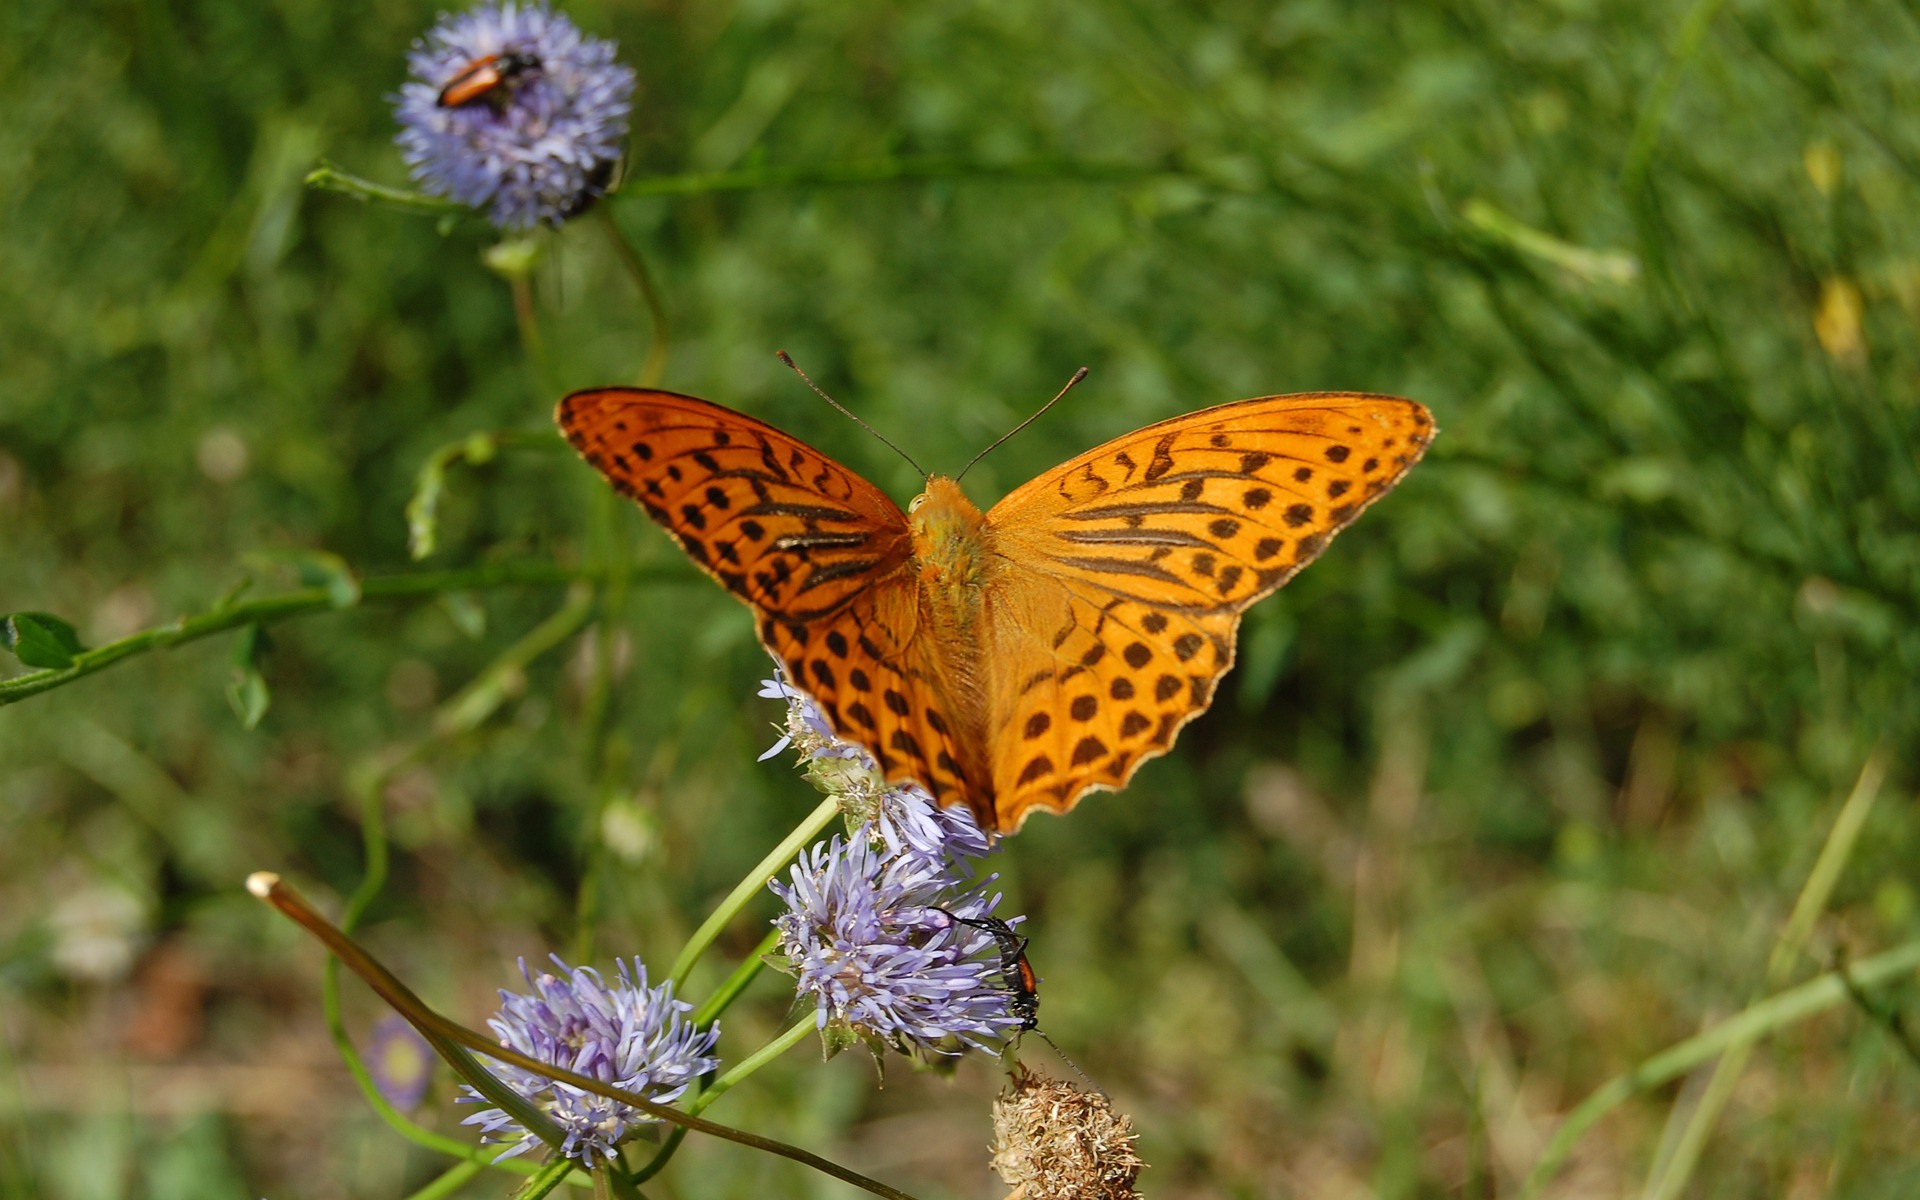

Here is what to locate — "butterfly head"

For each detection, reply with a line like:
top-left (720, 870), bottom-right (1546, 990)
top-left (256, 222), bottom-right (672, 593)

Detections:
top-left (908, 476), bottom-right (988, 596)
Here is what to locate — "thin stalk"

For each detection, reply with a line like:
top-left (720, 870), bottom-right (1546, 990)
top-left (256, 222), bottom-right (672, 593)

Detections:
top-left (251, 873), bottom-right (923, 1200)
top-left (668, 796), bottom-right (839, 988)
top-left (0, 561), bottom-right (692, 707)
top-left (632, 1016), bottom-right (814, 1185)
top-left (308, 157), bottom-right (1162, 215)
top-left (434, 586), bottom-right (597, 738)
top-left (693, 928), bottom-right (781, 1027)
top-left (1620, 0), bottom-right (1731, 195)
top-left (508, 1157), bottom-right (579, 1200)
top-left (572, 483), bottom-right (632, 964)
top-left (596, 208), bottom-right (671, 386)
top-left (401, 1159), bottom-right (486, 1200)
top-left (1520, 935), bottom-right (1920, 1197)
top-left (1639, 751), bottom-right (1888, 1200)
top-left (689, 1018), bottom-right (815, 1117)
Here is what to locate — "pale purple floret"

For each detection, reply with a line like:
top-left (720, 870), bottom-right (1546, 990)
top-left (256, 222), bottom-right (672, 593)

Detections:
top-left (760, 675), bottom-right (1026, 1056)
top-left (393, 2), bottom-right (635, 229)
top-left (460, 956), bottom-right (720, 1166)
top-left (758, 674), bottom-right (992, 866)
top-left (771, 836), bottom-right (1027, 1058)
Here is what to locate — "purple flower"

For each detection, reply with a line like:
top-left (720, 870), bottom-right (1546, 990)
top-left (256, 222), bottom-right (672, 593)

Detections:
top-left (757, 675), bottom-right (871, 765)
top-left (368, 1014), bottom-right (433, 1111)
top-left (461, 956), bottom-right (720, 1166)
top-left (758, 674), bottom-right (992, 867)
top-left (770, 835), bottom-right (1028, 1060)
top-left (394, 2), bottom-right (635, 229)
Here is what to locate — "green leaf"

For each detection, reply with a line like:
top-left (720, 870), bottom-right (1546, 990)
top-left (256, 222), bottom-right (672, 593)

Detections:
top-left (408, 432), bottom-right (499, 561)
top-left (3, 612), bottom-right (86, 669)
top-left (226, 624), bottom-right (272, 729)
top-left (245, 549), bottom-right (361, 608)
top-left (819, 1020), bottom-right (860, 1061)
top-left (437, 591), bottom-right (487, 639)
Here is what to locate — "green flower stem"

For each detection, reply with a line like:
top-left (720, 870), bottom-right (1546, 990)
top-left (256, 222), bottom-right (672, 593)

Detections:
top-left (610, 156), bottom-right (1163, 199)
top-left (252, 873), bottom-right (923, 1200)
top-left (1619, 0), bottom-right (1731, 195)
top-left (307, 158), bottom-right (1163, 217)
top-left (0, 560), bottom-right (694, 707)
top-left (571, 481), bottom-right (633, 965)
top-left (1639, 751), bottom-right (1888, 1200)
top-left (508, 1157), bottom-right (579, 1200)
top-left (433, 586), bottom-right (597, 737)
top-left (689, 1017), bottom-right (815, 1117)
top-left (633, 1015), bottom-right (814, 1184)
top-left (305, 162), bottom-right (466, 213)
top-left (1521, 933), bottom-right (1920, 1197)
top-left (402, 1158), bottom-right (486, 1200)
top-left (596, 208), bottom-right (671, 387)
top-left (693, 928), bottom-right (781, 1027)
top-left (668, 796), bottom-right (839, 988)
top-left (317, 593), bottom-right (626, 1184)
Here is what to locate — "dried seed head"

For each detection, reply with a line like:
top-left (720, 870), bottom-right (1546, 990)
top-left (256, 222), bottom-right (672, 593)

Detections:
top-left (990, 1064), bottom-right (1144, 1200)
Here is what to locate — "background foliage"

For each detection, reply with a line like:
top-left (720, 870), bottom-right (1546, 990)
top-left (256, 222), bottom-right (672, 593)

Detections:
top-left (3, 0), bottom-right (1917, 1196)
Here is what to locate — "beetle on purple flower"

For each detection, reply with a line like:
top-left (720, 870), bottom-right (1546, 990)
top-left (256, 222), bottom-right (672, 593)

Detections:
top-left (394, 2), bottom-right (635, 229)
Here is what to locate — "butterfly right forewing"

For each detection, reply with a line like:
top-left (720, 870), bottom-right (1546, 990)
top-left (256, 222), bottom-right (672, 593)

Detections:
top-left (981, 392), bottom-right (1434, 831)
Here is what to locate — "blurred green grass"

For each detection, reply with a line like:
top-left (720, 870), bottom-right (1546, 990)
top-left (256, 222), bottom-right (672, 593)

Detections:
top-left (2, 0), bottom-right (1918, 1196)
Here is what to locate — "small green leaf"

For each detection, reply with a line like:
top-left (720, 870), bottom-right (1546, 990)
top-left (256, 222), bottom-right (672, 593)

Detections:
top-left (226, 624), bottom-right (272, 729)
top-left (3, 612), bottom-right (86, 669)
top-left (227, 669), bottom-right (271, 730)
top-left (247, 549), bottom-right (361, 608)
top-left (819, 1020), bottom-right (860, 1061)
top-left (438, 591), bottom-right (487, 639)
top-left (407, 433), bottom-right (500, 560)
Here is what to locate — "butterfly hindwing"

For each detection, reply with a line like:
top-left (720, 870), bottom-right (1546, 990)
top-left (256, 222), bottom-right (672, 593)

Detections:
top-left (981, 392), bottom-right (1434, 830)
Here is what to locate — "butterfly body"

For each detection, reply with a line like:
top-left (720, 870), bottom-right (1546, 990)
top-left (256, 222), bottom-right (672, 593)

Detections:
top-left (559, 386), bottom-right (1433, 833)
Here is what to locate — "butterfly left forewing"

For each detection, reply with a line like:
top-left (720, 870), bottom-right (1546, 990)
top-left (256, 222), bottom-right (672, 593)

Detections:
top-left (558, 387), bottom-right (976, 808)
top-left (559, 388), bottom-right (913, 622)
top-left (981, 392), bottom-right (1434, 831)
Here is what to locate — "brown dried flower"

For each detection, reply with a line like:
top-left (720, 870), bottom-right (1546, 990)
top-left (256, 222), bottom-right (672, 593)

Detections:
top-left (989, 1064), bottom-right (1144, 1200)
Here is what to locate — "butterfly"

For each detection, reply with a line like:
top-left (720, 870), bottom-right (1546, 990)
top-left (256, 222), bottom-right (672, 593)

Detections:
top-left (557, 384), bottom-right (1433, 833)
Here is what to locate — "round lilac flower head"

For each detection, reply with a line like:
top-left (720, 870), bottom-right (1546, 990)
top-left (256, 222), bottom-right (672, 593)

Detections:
top-left (759, 674), bottom-right (991, 868)
top-left (461, 956), bottom-right (720, 1166)
top-left (394, 2), bottom-right (635, 230)
top-left (771, 834), bottom-right (1028, 1063)
top-left (369, 1014), bottom-right (433, 1111)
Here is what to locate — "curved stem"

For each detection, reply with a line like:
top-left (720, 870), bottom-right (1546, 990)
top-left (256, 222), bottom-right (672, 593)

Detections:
top-left (668, 796), bottom-right (839, 988)
top-left (0, 560), bottom-right (692, 707)
top-left (692, 928), bottom-right (780, 1027)
top-left (400, 1159), bottom-right (486, 1200)
top-left (253, 873), bottom-right (924, 1200)
top-left (309, 157), bottom-right (1164, 217)
top-left (506, 1157), bottom-right (578, 1200)
top-left (632, 1016), bottom-right (814, 1185)
top-left (1521, 935), bottom-right (1920, 1197)
top-left (611, 156), bottom-right (1163, 200)
top-left (407, 429), bottom-right (567, 561)
top-left (596, 208), bottom-right (671, 387)
top-left (690, 1017), bottom-right (815, 1117)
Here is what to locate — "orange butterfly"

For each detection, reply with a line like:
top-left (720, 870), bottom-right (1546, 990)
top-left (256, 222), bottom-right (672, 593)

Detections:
top-left (557, 384), bottom-right (1433, 833)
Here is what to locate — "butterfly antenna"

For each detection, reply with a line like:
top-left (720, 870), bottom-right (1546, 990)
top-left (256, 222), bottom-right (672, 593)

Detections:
top-left (954, 367), bottom-right (1090, 484)
top-left (776, 350), bottom-right (926, 481)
